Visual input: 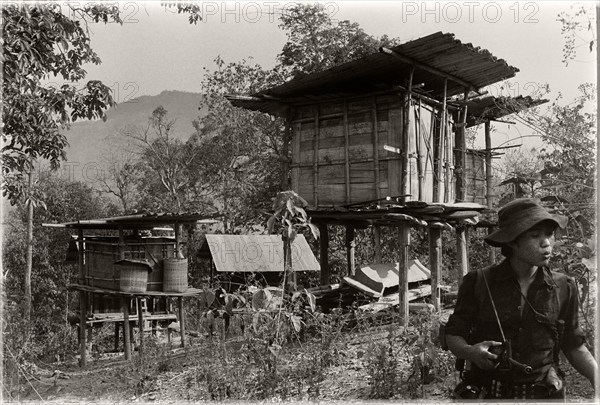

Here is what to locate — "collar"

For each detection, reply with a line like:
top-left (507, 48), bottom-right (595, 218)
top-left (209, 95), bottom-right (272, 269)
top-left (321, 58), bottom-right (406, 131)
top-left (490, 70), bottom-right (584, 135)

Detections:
top-left (491, 259), bottom-right (554, 287)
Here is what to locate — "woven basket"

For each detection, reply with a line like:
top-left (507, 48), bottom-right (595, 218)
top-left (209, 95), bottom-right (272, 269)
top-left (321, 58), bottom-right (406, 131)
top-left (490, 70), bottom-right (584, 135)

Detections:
top-left (116, 259), bottom-right (152, 293)
top-left (163, 258), bottom-right (188, 292)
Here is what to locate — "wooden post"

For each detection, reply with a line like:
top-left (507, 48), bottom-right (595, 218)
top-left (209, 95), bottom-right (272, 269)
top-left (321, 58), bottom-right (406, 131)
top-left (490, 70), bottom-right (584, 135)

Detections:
top-left (398, 225), bottom-right (410, 328)
top-left (122, 297), bottom-right (131, 360)
top-left (456, 226), bottom-right (469, 286)
top-left (319, 223), bottom-right (330, 285)
top-left (137, 297), bottom-right (144, 358)
top-left (79, 291), bottom-right (87, 367)
top-left (416, 98), bottom-right (425, 201)
top-left (343, 101), bottom-right (350, 204)
top-left (174, 223), bottom-right (183, 258)
top-left (372, 97), bottom-right (381, 199)
top-left (435, 79), bottom-right (447, 203)
top-left (485, 120), bottom-right (496, 264)
top-left (400, 66), bottom-right (415, 204)
top-left (281, 108), bottom-right (292, 190)
top-left (313, 107), bottom-right (319, 206)
top-left (114, 323), bottom-right (120, 352)
top-left (77, 229), bottom-right (87, 367)
top-left (178, 297), bottom-right (185, 347)
top-left (455, 88), bottom-right (469, 201)
top-left (428, 227), bottom-right (442, 311)
top-left (373, 226), bottom-right (382, 263)
top-left (345, 226), bottom-right (356, 277)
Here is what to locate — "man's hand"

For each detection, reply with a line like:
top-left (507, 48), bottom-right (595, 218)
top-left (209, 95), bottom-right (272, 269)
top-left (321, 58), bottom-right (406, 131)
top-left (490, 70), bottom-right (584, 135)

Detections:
top-left (467, 340), bottom-right (503, 370)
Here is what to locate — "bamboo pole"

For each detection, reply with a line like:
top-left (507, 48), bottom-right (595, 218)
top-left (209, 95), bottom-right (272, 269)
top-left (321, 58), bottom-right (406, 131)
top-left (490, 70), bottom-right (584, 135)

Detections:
top-left (454, 88), bottom-right (469, 201)
top-left (400, 67), bottom-right (415, 204)
top-left (319, 223), bottom-right (330, 285)
top-left (345, 226), bottom-right (356, 277)
top-left (485, 120), bottom-right (496, 264)
top-left (398, 225), bottom-right (410, 328)
top-left (428, 227), bottom-right (442, 311)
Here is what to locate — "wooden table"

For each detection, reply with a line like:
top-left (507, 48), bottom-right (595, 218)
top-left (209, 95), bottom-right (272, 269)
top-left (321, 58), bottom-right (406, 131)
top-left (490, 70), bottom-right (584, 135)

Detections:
top-left (69, 284), bottom-right (204, 365)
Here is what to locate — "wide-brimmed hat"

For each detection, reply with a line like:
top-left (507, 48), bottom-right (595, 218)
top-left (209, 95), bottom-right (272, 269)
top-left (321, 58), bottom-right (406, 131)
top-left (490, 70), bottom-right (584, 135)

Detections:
top-left (484, 198), bottom-right (568, 247)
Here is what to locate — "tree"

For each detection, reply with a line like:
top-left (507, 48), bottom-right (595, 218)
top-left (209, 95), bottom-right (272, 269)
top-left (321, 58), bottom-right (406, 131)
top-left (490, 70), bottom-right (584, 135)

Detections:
top-left (277, 4), bottom-right (399, 77)
top-left (192, 57), bottom-right (285, 231)
top-left (126, 106), bottom-right (201, 212)
top-left (557, 4), bottom-right (596, 66)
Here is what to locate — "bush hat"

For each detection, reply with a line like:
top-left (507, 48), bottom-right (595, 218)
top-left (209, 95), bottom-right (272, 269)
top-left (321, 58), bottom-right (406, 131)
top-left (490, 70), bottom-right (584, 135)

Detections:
top-left (484, 198), bottom-right (568, 247)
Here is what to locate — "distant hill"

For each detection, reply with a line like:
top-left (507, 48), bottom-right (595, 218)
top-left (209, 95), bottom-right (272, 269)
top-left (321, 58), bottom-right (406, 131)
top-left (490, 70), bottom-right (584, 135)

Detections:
top-left (60, 90), bottom-right (203, 183)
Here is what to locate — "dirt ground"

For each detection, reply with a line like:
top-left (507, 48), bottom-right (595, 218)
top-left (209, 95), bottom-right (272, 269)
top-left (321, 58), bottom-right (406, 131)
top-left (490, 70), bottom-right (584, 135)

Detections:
top-left (6, 326), bottom-right (596, 404)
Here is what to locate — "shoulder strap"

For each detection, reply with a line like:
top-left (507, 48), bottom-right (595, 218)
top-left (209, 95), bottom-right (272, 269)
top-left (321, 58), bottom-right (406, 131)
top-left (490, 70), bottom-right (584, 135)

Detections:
top-left (474, 266), bottom-right (492, 308)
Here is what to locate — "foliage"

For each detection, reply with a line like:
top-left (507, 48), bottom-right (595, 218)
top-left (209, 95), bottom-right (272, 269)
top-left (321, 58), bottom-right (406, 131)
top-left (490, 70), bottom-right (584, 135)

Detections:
top-left (557, 4), bottom-right (596, 66)
top-left (191, 57), bottom-right (285, 231)
top-left (2, 3), bottom-right (123, 204)
top-left (277, 3), bottom-right (399, 77)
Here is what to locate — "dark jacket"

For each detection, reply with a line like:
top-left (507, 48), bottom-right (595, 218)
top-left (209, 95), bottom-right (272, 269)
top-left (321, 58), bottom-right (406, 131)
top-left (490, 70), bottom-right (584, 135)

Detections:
top-left (445, 259), bottom-right (585, 384)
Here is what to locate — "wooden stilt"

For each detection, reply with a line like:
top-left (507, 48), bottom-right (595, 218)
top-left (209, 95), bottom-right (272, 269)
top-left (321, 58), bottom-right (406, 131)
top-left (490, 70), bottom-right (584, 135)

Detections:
top-left (373, 226), bottom-right (382, 263)
top-left (400, 67), bottom-right (415, 204)
top-left (137, 297), bottom-right (144, 357)
top-left (122, 297), bottom-right (131, 360)
top-left (398, 225), bottom-right (410, 328)
top-left (485, 120), bottom-right (496, 265)
top-left (79, 291), bottom-right (87, 367)
top-left (178, 297), bottom-right (185, 348)
top-left (456, 227), bottom-right (469, 286)
top-left (114, 323), bottom-right (120, 352)
top-left (428, 227), bottom-right (442, 311)
top-left (319, 223), bottom-right (330, 285)
top-left (345, 226), bottom-right (356, 277)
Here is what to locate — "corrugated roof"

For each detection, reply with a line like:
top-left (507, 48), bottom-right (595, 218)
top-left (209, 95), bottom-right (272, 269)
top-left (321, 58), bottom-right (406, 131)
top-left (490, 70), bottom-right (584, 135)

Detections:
top-left (205, 234), bottom-right (320, 273)
top-left (466, 95), bottom-right (548, 127)
top-left (228, 32), bottom-right (519, 116)
top-left (43, 212), bottom-right (222, 230)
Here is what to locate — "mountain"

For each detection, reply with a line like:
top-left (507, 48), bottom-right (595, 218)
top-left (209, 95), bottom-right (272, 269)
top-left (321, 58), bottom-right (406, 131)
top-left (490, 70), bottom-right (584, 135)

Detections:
top-left (60, 90), bottom-right (203, 183)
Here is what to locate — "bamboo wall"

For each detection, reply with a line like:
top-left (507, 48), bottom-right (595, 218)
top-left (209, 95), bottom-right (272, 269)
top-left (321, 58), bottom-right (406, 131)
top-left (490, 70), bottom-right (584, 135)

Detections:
top-left (290, 93), bottom-right (455, 206)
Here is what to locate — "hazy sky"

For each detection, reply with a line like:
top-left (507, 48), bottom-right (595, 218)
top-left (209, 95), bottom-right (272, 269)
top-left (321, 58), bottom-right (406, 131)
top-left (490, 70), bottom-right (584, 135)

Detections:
top-left (77, 1), bottom-right (596, 148)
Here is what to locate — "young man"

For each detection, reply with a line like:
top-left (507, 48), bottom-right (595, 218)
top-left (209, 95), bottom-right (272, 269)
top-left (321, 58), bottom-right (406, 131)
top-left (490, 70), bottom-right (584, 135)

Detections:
top-left (445, 198), bottom-right (597, 399)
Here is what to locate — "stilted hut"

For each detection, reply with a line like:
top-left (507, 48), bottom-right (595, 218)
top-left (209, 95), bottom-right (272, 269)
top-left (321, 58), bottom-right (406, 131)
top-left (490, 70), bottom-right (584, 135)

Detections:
top-left (44, 212), bottom-right (220, 366)
top-left (228, 32), bottom-right (546, 326)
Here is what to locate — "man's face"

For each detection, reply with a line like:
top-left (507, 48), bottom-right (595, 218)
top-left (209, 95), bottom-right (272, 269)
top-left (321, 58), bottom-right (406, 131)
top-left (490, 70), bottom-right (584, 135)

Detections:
top-left (507, 221), bottom-right (556, 267)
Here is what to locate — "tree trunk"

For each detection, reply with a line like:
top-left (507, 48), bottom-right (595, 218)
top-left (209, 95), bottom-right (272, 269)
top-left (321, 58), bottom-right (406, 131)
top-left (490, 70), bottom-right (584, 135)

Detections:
top-left (24, 169), bottom-right (33, 327)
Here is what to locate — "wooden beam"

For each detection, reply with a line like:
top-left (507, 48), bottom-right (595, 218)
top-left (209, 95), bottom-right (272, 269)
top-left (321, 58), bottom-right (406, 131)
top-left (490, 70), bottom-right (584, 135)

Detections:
top-left (319, 224), bottom-right (330, 285)
top-left (345, 226), bottom-right (356, 277)
top-left (380, 47), bottom-right (476, 92)
top-left (435, 79), bottom-right (447, 203)
top-left (313, 106), bottom-right (320, 206)
top-left (398, 225), bottom-right (410, 328)
top-left (428, 227), bottom-right (442, 312)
